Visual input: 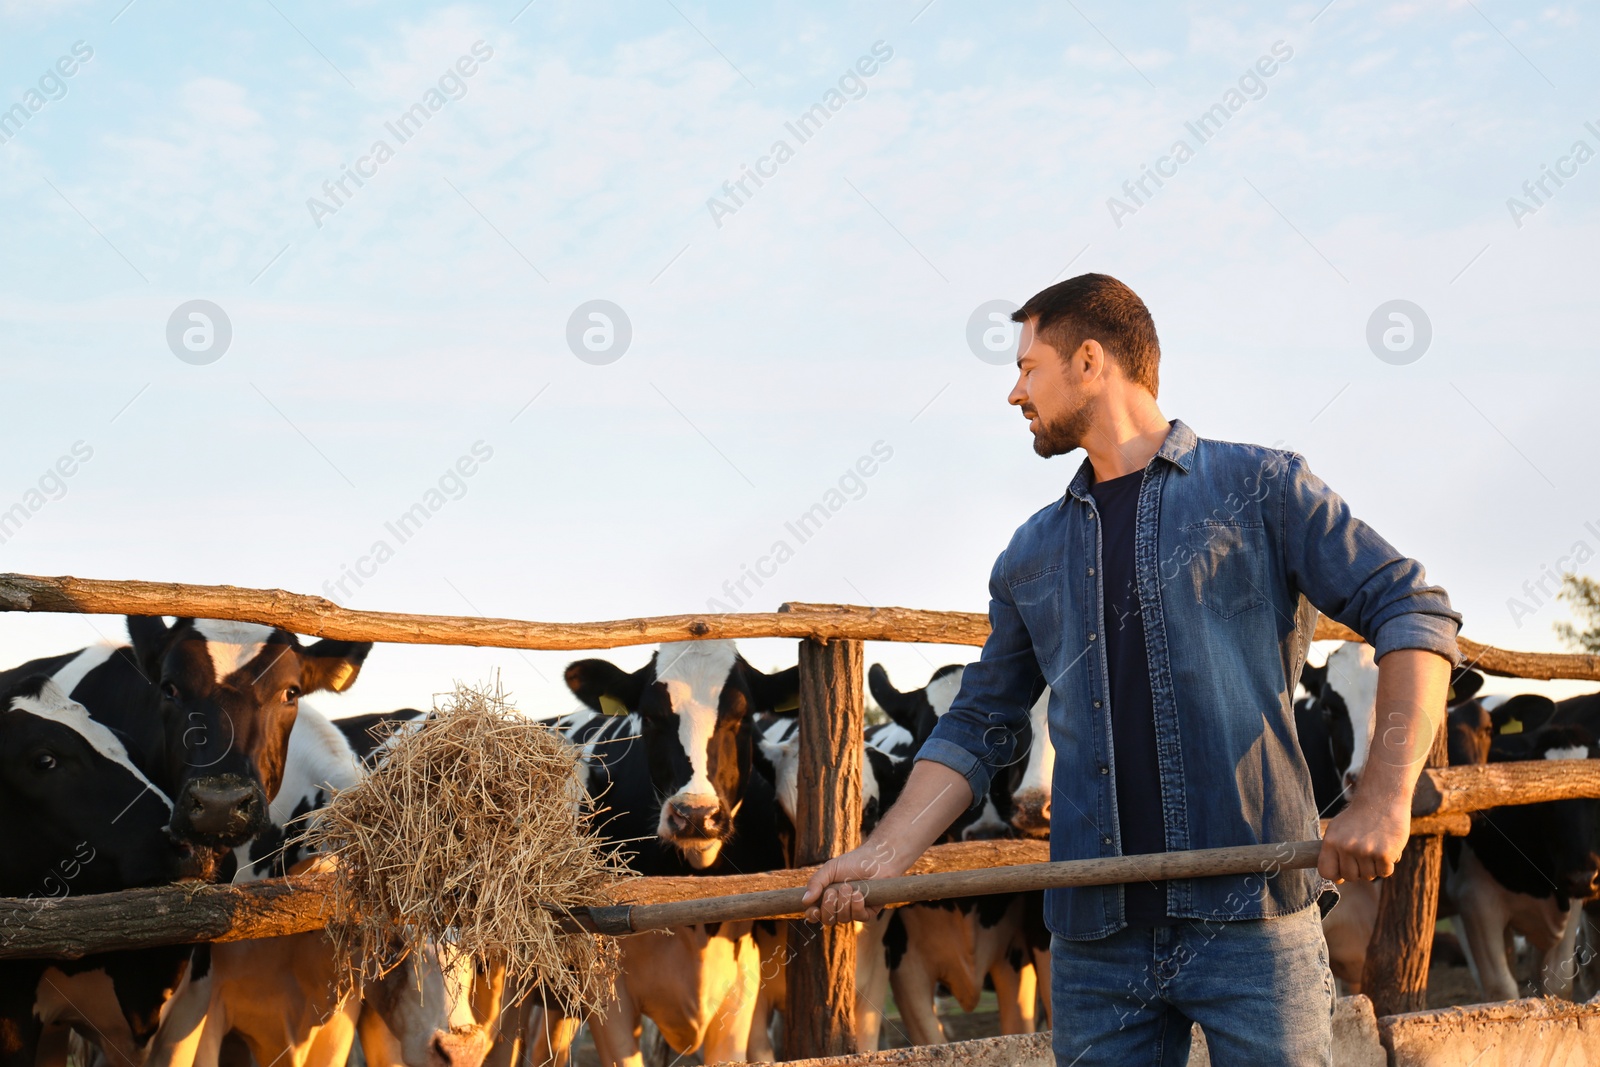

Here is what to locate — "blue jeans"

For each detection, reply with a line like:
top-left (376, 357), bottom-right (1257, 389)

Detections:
top-left (1049, 905), bottom-right (1334, 1066)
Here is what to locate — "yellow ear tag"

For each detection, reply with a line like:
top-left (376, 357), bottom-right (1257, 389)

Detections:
top-left (1500, 718), bottom-right (1523, 735)
top-left (772, 694), bottom-right (800, 713)
top-left (327, 663), bottom-right (356, 692)
top-left (599, 695), bottom-right (629, 717)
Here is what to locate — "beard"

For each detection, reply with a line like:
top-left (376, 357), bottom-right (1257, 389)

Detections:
top-left (1027, 393), bottom-right (1095, 458)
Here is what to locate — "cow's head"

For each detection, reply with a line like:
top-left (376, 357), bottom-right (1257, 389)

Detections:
top-left (565, 640), bottom-right (798, 869)
top-left (1302, 642), bottom-right (1377, 799)
top-left (363, 943), bottom-right (502, 1067)
top-left (867, 663), bottom-right (964, 749)
top-left (1448, 693), bottom-right (1558, 767)
top-left (128, 616), bottom-right (370, 848)
top-left (1009, 687), bottom-right (1054, 838)
top-left (756, 714), bottom-right (895, 867)
top-left (0, 676), bottom-right (182, 896)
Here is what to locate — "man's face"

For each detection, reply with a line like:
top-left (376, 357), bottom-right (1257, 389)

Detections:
top-left (1008, 318), bottom-right (1095, 458)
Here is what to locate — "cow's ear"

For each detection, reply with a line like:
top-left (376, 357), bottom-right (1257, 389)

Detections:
top-left (1490, 694), bottom-right (1557, 737)
top-left (1298, 661), bottom-right (1326, 698)
top-left (1449, 667), bottom-right (1485, 705)
top-left (746, 664), bottom-right (800, 715)
top-left (565, 659), bottom-right (647, 715)
top-left (300, 640), bottom-right (372, 694)
top-left (868, 664), bottom-right (915, 728)
top-left (126, 616), bottom-right (175, 682)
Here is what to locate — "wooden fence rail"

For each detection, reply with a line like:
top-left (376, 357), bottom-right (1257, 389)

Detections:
top-left (2, 574), bottom-right (1598, 680)
top-left (0, 773), bottom-right (1574, 962)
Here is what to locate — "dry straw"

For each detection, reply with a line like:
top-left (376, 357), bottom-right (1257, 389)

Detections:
top-left (303, 681), bottom-right (629, 1014)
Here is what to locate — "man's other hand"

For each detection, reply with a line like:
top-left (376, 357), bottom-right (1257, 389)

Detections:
top-left (800, 842), bottom-right (904, 925)
top-left (1318, 800), bottom-right (1410, 882)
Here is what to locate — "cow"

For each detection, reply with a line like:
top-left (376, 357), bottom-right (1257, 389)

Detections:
top-left (1, 618), bottom-right (371, 1067)
top-left (746, 713), bottom-right (902, 1058)
top-left (529, 640), bottom-right (798, 1067)
top-left (0, 616), bottom-right (371, 866)
top-left (182, 703), bottom-right (500, 1067)
top-left (0, 675), bottom-right (189, 1067)
top-left (1295, 644), bottom-right (1488, 817)
top-left (559, 640), bottom-right (797, 874)
top-left (1296, 640), bottom-right (1600, 999)
top-left (866, 662), bottom-right (1051, 840)
top-left (860, 665), bottom-right (1047, 1044)
top-left (1448, 724), bottom-right (1600, 1001)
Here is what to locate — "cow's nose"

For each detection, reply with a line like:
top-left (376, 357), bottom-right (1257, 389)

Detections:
top-left (668, 797), bottom-right (722, 836)
top-left (182, 779), bottom-right (262, 842)
top-left (1010, 793), bottom-right (1051, 835)
top-left (428, 1028), bottom-right (487, 1067)
top-left (1568, 867), bottom-right (1600, 901)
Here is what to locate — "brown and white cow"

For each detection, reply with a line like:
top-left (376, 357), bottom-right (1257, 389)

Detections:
top-left (0, 617), bottom-right (371, 861)
top-left (171, 705), bottom-right (500, 1067)
top-left (3, 618), bottom-right (372, 1067)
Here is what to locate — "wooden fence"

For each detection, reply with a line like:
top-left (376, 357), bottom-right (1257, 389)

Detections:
top-left (2, 572), bottom-right (1599, 1058)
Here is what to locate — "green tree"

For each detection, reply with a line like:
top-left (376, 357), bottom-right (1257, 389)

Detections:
top-left (1554, 574), bottom-right (1600, 654)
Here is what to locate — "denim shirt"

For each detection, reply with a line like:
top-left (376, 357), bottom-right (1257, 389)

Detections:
top-left (917, 419), bottom-right (1463, 939)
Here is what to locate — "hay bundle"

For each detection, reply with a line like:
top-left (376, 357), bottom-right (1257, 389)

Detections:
top-left (303, 681), bottom-right (628, 1013)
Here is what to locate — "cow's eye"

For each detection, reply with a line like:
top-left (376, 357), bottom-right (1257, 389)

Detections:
top-left (161, 681), bottom-right (181, 701)
top-left (283, 686), bottom-right (301, 703)
top-left (32, 752), bottom-right (58, 772)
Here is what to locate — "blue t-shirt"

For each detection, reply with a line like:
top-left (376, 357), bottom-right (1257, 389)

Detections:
top-left (1088, 467), bottom-right (1170, 925)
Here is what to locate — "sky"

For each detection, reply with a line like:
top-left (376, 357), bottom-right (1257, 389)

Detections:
top-left (0, 0), bottom-right (1596, 720)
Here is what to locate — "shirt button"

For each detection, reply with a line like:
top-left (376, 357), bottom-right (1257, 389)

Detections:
top-left (1087, 567), bottom-right (1095, 576)
top-left (1102, 836), bottom-right (1113, 845)
top-left (1093, 700), bottom-right (1102, 708)
top-left (1100, 766), bottom-right (1109, 775)
top-left (1088, 632), bottom-right (1098, 641)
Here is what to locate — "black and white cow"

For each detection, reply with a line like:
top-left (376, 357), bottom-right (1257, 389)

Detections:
top-left (558, 639), bottom-right (797, 875)
top-left (0, 617), bottom-right (371, 861)
top-left (866, 663), bottom-right (1051, 840)
top-left (860, 665), bottom-right (1048, 1044)
top-left (1295, 645), bottom-right (1491, 817)
top-left (0, 676), bottom-right (190, 1067)
top-left (746, 713), bottom-right (902, 1057)
top-left (531, 640), bottom-right (798, 1066)
top-left (1298, 640), bottom-right (1600, 1000)
top-left (1449, 723), bottom-right (1600, 1001)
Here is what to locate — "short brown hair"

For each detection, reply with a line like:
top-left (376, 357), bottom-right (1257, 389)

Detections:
top-left (1012, 273), bottom-right (1160, 397)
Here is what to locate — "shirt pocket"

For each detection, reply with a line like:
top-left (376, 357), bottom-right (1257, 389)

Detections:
top-left (1010, 564), bottom-right (1064, 658)
top-left (1177, 522), bottom-right (1269, 619)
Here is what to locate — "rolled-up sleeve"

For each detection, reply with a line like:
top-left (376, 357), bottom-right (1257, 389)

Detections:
top-left (916, 545), bottom-right (1047, 814)
top-left (1282, 453), bottom-right (1463, 666)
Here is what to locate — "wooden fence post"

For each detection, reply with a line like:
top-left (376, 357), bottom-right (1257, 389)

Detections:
top-left (1361, 723), bottom-right (1450, 1015)
top-left (785, 637), bottom-right (863, 1060)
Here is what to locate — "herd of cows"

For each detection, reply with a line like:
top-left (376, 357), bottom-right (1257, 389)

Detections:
top-left (2, 617), bottom-right (1599, 1067)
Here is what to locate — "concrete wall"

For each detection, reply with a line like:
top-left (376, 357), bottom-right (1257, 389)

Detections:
top-left (739, 994), bottom-right (1600, 1066)
top-left (746, 996), bottom-right (1384, 1066)
top-left (1380, 996), bottom-right (1600, 1066)
top-left (732, 1033), bottom-right (1054, 1067)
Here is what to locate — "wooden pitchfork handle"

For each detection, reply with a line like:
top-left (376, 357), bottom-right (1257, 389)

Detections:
top-left (558, 839), bottom-right (1325, 936)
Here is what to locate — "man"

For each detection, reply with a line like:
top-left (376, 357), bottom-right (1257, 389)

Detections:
top-left (801, 274), bottom-right (1461, 1064)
